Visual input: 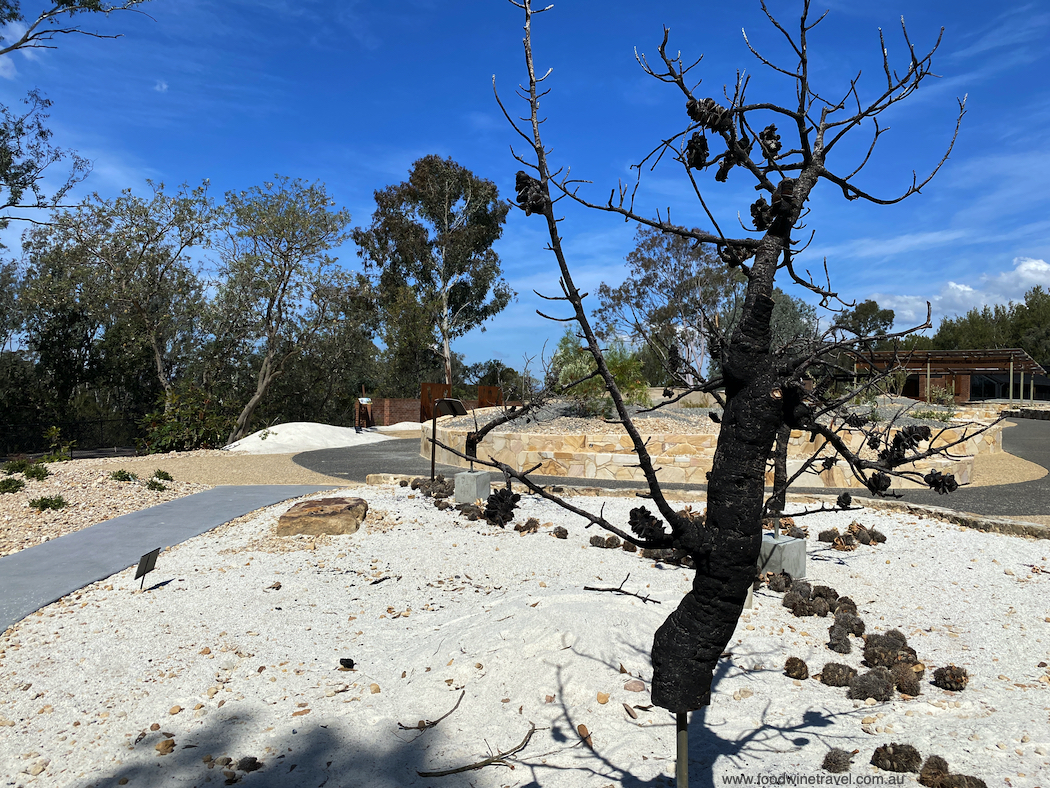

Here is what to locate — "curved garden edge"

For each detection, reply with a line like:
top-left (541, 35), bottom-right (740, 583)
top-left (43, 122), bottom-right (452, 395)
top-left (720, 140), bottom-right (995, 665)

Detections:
top-left (421, 408), bottom-right (1005, 490)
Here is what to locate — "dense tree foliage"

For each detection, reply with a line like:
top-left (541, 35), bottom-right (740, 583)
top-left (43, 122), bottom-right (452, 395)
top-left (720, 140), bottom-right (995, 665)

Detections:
top-left (929, 287), bottom-right (1050, 368)
top-left (353, 155), bottom-right (514, 387)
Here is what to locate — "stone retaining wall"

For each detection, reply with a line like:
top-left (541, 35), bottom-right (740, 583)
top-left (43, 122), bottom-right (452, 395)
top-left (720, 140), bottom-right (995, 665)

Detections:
top-left (422, 409), bottom-right (1003, 489)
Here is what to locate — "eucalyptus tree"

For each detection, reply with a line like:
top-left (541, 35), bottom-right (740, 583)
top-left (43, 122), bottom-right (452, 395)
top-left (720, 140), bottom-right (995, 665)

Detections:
top-left (32, 180), bottom-right (212, 410)
top-left (210, 176), bottom-right (356, 445)
top-left (0, 1), bottom-right (153, 228)
top-left (353, 155), bottom-right (514, 387)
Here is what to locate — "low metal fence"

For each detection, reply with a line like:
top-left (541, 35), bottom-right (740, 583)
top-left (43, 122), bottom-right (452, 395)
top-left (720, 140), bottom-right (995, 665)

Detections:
top-left (0, 417), bottom-right (141, 457)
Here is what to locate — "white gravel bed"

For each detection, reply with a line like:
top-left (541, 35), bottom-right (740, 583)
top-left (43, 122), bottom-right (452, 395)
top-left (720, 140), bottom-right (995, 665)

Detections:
top-left (0, 461), bottom-right (212, 557)
top-left (0, 487), bottom-right (1047, 787)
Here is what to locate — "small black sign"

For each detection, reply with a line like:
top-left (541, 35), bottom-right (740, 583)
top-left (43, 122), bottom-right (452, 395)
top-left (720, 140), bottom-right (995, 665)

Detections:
top-left (135, 547), bottom-right (161, 589)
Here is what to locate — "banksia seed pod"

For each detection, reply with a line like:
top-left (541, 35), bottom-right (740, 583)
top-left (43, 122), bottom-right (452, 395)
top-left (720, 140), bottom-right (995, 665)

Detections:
top-left (484, 488), bottom-right (520, 527)
top-left (892, 662), bottom-right (922, 696)
top-left (869, 528), bottom-right (887, 543)
top-left (818, 528), bottom-right (840, 543)
top-left (867, 472), bottom-right (892, 496)
top-left (867, 434), bottom-right (882, 451)
top-left (784, 656), bottom-right (809, 680)
top-left (782, 590), bottom-right (803, 610)
top-left (792, 600), bottom-right (814, 617)
top-left (551, 526), bottom-right (568, 539)
top-left (515, 171), bottom-right (549, 216)
top-left (786, 525), bottom-right (807, 540)
top-left (827, 623), bottom-right (852, 654)
top-left (924, 470), bottom-right (959, 495)
top-left (832, 533), bottom-right (858, 551)
top-left (871, 742), bottom-right (922, 773)
top-left (621, 540), bottom-right (637, 553)
top-left (811, 584), bottom-right (839, 601)
top-left (686, 97), bottom-right (732, 131)
top-left (685, 131), bottom-right (709, 169)
top-left (767, 571), bottom-right (792, 593)
top-left (820, 662), bottom-right (857, 687)
top-left (759, 124), bottom-right (782, 159)
top-left (919, 755), bottom-right (950, 788)
top-left (835, 610), bottom-right (865, 637)
top-left (834, 596), bottom-right (858, 615)
top-left (715, 155), bottom-right (735, 182)
top-left (789, 579), bottom-right (812, 599)
top-left (628, 506), bottom-right (666, 541)
top-left (848, 667), bottom-right (895, 702)
top-left (810, 596), bottom-right (830, 617)
top-left (750, 196), bottom-right (772, 230)
top-left (822, 748), bottom-right (855, 774)
top-left (836, 491), bottom-right (852, 509)
top-left (932, 665), bottom-right (969, 691)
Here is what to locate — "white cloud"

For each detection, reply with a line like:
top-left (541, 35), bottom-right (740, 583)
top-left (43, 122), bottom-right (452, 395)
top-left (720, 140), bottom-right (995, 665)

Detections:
top-left (872, 257), bottom-right (1050, 328)
top-left (0, 56), bottom-right (15, 79)
top-left (153, 80), bottom-right (168, 93)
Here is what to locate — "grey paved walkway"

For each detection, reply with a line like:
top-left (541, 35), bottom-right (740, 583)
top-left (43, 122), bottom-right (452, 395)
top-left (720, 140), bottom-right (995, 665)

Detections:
top-left (0, 486), bottom-right (332, 633)
top-left (295, 419), bottom-right (1050, 517)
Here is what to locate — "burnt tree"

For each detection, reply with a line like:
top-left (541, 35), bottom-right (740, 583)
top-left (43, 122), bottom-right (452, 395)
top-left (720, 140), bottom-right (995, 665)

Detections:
top-left (467, 0), bottom-right (978, 720)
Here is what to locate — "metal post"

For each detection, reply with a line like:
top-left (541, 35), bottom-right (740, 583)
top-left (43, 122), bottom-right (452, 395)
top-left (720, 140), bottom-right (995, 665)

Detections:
top-left (430, 400), bottom-right (439, 482)
top-left (1009, 359), bottom-right (1014, 401)
top-left (676, 712), bottom-right (689, 787)
top-left (1031, 374), bottom-right (1036, 402)
top-left (926, 361), bottom-right (931, 402)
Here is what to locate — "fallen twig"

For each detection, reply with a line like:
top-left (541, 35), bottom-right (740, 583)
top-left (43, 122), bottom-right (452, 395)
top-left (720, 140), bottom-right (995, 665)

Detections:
top-left (398, 689), bottom-right (465, 732)
top-left (583, 573), bottom-right (661, 604)
top-left (417, 722), bottom-right (540, 777)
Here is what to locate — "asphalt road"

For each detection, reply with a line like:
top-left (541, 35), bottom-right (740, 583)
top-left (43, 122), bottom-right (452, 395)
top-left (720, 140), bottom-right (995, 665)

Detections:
top-left (293, 419), bottom-right (1050, 518)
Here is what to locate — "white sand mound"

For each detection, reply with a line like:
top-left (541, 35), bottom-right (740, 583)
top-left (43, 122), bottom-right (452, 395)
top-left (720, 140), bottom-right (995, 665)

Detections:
top-left (223, 422), bottom-right (394, 454)
top-left (375, 421), bottom-right (422, 435)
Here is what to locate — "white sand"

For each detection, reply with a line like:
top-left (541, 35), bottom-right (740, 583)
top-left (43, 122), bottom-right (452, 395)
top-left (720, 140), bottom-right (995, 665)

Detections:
top-left (223, 423), bottom-right (396, 455)
top-left (1, 488), bottom-right (1048, 787)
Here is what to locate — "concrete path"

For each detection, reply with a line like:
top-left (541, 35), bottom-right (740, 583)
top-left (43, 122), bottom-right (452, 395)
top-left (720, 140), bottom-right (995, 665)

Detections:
top-left (295, 419), bottom-right (1050, 518)
top-left (0, 486), bottom-right (332, 633)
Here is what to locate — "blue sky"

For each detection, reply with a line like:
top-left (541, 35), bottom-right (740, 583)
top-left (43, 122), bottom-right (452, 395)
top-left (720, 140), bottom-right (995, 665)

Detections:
top-left (2, 0), bottom-right (1048, 374)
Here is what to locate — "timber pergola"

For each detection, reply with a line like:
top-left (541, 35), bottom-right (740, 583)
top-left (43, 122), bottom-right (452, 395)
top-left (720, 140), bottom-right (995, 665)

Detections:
top-left (856, 348), bottom-right (1047, 403)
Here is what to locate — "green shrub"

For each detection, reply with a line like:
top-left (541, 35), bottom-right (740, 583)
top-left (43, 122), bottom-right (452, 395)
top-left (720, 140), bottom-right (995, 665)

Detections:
top-left (553, 330), bottom-right (651, 418)
top-left (152, 469), bottom-right (174, 481)
top-left (29, 495), bottom-right (66, 511)
top-left (145, 478), bottom-right (167, 491)
top-left (912, 408), bottom-right (953, 424)
top-left (3, 458), bottom-right (31, 475)
top-left (23, 464), bottom-right (50, 481)
top-left (0, 477), bottom-right (25, 494)
top-left (139, 385), bottom-right (236, 453)
top-left (41, 426), bottom-right (75, 463)
top-left (109, 469), bottom-right (138, 482)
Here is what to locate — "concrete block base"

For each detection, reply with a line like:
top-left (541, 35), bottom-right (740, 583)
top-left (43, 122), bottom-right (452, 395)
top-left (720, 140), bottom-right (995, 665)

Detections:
top-left (455, 471), bottom-right (491, 504)
top-left (758, 533), bottom-right (806, 578)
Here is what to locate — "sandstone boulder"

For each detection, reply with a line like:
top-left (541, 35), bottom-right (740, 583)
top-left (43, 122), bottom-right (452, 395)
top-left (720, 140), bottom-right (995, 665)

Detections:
top-left (276, 497), bottom-right (368, 536)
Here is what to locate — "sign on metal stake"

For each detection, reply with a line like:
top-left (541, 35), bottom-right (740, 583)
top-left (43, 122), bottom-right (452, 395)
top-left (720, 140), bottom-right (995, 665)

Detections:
top-left (135, 547), bottom-right (161, 590)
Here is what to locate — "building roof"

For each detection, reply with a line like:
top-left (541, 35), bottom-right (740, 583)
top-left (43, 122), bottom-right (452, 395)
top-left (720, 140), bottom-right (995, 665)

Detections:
top-left (858, 348), bottom-right (1046, 376)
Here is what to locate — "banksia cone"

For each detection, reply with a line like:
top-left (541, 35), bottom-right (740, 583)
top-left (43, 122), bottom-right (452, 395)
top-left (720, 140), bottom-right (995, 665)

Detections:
top-left (685, 131), bottom-right (709, 169)
top-left (819, 663), bottom-right (857, 687)
top-left (932, 665), bottom-right (969, 691)
top-left (848, 667), bottom-right (895, 701)
top-left (784, 656), bottom-right (809, 680)
top-left (515, 171), bottom-right (548, 216)
top-left (484, 488), bottom-right (520, 527)
top-left (686, 97), bottom-right (732, 131)
top-left (871, 742), bottom-right (922, 773)
top-left (924, 470), bottom-right (959, 495)
top-left (867, 472), bottom-right (892, 496)
top-left (758, 124), bottom-right (782, 159)
top-left (822, 748), bottom-right (855, 774)
top-left (628, 506), bottom-right (666, 541)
